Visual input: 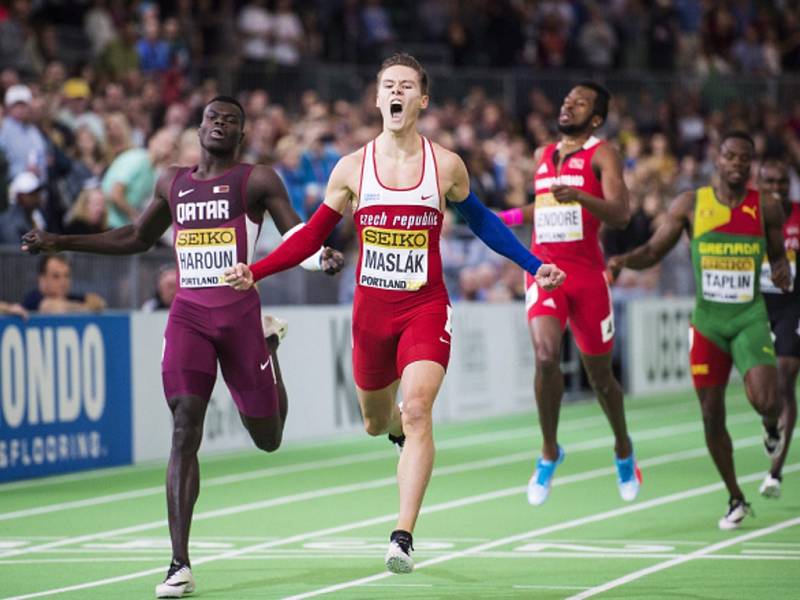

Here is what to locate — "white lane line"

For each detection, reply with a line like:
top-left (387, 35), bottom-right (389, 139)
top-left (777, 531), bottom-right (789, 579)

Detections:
top-left (5, 551), bottom-right (798, 566)
top-left (1, 416), bottom-right (758, 563)
top-left (283, 463), bottom-right (800, 600)
top-left (566, 516), bottom-right (800, 600)
top-left (514, 585), bottom-right (590, 590)
top-left (0, 440), bottom-right (747, 600)
top-left (0, 431), bottom-right (763, 563)
top-left (0, 407), bottom-right (755, 523)
top-left (0, 396), bottom-right (700, 500)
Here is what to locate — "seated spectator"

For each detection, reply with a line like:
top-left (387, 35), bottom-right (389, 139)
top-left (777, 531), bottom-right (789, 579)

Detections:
top-left (141, 265), bottom-right (177, 312)
top-left (62, 182), bottom-right (108, 235)
top-left (0, 171), bottom-right (44, 244)
top-left (22, 255), bottom-right (106, 314)
top-left (0, 300), bottom-right (28, 318)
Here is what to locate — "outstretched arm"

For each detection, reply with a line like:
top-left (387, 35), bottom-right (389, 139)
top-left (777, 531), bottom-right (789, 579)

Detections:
top-left (763, 192), bottom-right (791, 291)
top-left (248, 164), bottom-right (343, 273)
top-left (607, 191), bottom-right (693, 278)
top-left (21, 168), bottom-right (176, 255)
top-left (225, 154), bottom-right (358, 289)
top-left (443, 149), bottom-right (564, 290)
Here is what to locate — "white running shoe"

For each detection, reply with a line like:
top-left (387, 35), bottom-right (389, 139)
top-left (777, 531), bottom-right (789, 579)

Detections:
top-left (614, 449), bottom-right (642, 502)
top-left (262, 315), bottom-right (288, 341)
top-left (527, 446), bottom-right (565, 506)
top-left (155, 562), bottom-right (195, 598)
top-left (759, 473), bottom-right (782, 498)
top-left (385, 540), bottom-right (414, 573)
top-left (718, 498), bottom-right (753, 531)
top-left (762, 422), bottom-right (785, 459)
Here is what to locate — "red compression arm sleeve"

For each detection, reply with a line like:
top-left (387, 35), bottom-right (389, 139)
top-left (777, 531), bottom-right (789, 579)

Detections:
top-left (250, 203), bottom-right (342, 282)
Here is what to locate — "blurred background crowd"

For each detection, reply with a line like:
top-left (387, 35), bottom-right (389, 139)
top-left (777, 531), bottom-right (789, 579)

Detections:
top-left (1, 0), bottom-right (799, 315)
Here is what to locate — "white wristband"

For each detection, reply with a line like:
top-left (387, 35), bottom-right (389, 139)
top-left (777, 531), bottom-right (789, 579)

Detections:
top-left (282, 222), bottom-right (322, 271)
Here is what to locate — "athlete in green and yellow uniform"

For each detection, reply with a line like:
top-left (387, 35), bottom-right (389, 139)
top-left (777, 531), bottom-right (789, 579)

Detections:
top-left (608, 131), bottom-right (791, 530)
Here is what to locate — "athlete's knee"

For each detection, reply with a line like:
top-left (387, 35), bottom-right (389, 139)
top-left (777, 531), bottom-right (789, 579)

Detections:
top-left (363, 415), bottom-right (389, 437)
top-left (171, 421), bottom-right (203, 455)
top-left (170, 404), bottom-right (205, 455)
top-left (752, 386), bottom-right (780, 419)
top-left (400, 399), bottom-right (432, 435)
top-left (535, 349), bottom-right (561, 376)
top-left (253, 432), bottom-right (282, 453)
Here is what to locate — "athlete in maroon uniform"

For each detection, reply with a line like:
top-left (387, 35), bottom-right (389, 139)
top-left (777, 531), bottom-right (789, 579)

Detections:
top-left (21, 97), bottom-right (343, 598)
top-left (499, 82), bottom-right (640, 506)
top-left (225, 54), bottom-right (565, 574)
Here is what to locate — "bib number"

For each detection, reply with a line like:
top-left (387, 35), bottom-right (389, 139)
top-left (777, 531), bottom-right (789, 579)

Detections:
top-left (535, 193), bottom-right (583, 243)
top-left (359, 227), bottom-right (429, 291)
top-left (175, 227), bottom-right (237, 288)
top-left (700, 256), bottom-right (755, 303)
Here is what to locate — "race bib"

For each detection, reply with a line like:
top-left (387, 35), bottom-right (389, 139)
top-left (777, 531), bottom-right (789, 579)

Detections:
top-left (534, 193), bottom-right (583, 243)
top-left (360, 227), bottom-right (428, 291)
top-left (700, 256), bottom-right (755, 303)
top-left (175, 227), bottom-right (237, 288)
top-left (760, 250), bottom-right (796, 294)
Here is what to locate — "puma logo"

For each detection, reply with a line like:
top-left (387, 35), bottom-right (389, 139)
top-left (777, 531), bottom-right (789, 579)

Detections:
top-left (178, 188), bottom-right (195, 198)
top-left (742, 205), bottom-right (757, 220)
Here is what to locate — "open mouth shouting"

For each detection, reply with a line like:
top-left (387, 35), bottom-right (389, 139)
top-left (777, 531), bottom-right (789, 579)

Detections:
top-left (389, 100), bottom-right (404, 122)
top-left (210, 127), bottom-right (225, 140)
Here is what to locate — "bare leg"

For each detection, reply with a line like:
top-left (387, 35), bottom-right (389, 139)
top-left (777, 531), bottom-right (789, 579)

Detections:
top-left (697, 385), bottom-right (744, 500)
top-left (166, 395), bottom-right (208, 566)
top-left (395, 360), bottom-right (445, 533)
top-left (530, 316), bottom-right (565, 461)
top-left (357, 379), bottom-right (402, 437)
top-left (744, 364), bottom-right (781, 426)
top-left (771, 357), bottom-right (799, 476)
top-left (581, 352), bottom-right (632, 458)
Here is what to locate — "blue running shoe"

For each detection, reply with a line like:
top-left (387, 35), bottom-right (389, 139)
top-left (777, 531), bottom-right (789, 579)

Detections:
top-left (527, 446), bottom-right (565, 506)
top-left (615, 446), bottom-right (642, 502)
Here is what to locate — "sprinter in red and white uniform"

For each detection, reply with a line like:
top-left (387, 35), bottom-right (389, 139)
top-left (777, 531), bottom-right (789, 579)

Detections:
top-left (499, 82), bottom-right (641, 507)
top-left (225, 53), bottom-right (565, 574)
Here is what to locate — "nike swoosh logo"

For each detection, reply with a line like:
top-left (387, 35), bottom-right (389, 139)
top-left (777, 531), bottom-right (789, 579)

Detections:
top-left (178, 189), bottom-right (195, 198)
top-left (439, 336), bottom-right (450, 345)
top-left (421, 194), bottom-right (433, 201)
top-left (260, 358), bottom-right (271, 370)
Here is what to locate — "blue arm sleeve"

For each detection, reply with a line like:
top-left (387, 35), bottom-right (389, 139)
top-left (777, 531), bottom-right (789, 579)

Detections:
top-left (452, 191), bottom-right (543, 275)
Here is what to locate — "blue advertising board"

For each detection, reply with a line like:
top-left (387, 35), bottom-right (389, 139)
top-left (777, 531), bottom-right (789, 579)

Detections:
top-left (0, 314), bottom-right (132, 482)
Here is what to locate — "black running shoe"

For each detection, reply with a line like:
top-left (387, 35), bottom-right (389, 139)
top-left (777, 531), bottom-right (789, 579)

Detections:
top-left (388, 433), bottom-right (405, 455)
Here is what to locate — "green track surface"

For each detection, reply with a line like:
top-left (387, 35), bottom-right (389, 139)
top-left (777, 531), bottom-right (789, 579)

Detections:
top-left (1, 387), bottom-right (798, 599)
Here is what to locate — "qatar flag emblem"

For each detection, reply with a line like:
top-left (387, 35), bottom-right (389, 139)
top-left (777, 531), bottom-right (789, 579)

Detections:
top-left (213, 185), bottom-right (230, 194)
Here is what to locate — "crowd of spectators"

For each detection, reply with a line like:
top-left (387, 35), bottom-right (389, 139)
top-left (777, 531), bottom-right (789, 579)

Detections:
top-left (1, 0), bottom-right (800, 311)
top-left (4, 1), bottom-right (800, 76)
